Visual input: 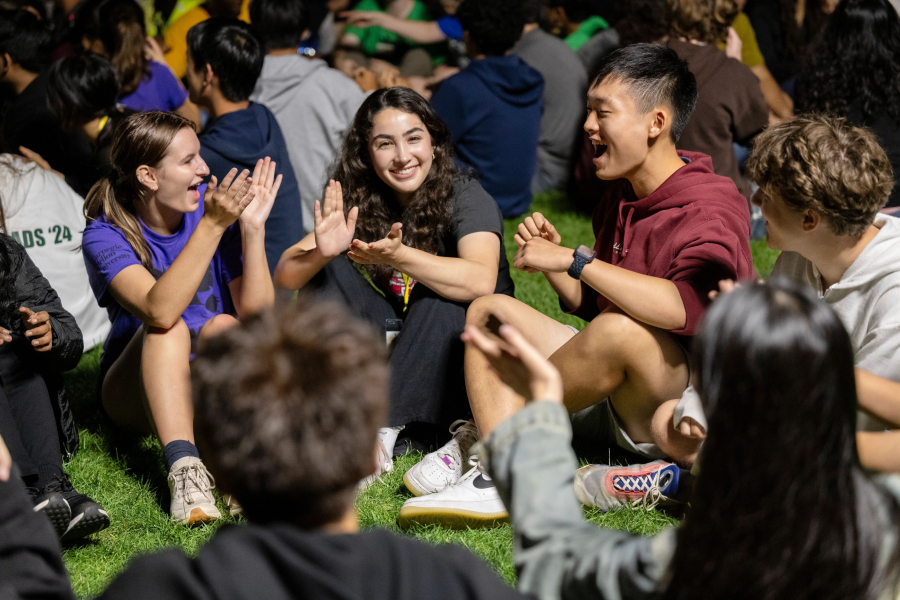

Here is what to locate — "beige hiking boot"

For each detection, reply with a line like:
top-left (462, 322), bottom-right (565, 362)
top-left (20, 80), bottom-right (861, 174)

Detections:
top-left (167, 456), bottom-right (222, 525)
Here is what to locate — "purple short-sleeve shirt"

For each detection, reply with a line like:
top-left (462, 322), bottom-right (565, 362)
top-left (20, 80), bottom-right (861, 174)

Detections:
top-left (119, 61), bottom-right (189, 113)
top-left (82, 186), bottom-right (242, 378)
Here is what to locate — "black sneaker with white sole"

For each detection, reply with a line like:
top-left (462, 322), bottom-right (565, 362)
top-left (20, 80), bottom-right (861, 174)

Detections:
top-left (28, 486), bottom-right (72, 538)
top-left (39, 476), bottom-right (110, 543)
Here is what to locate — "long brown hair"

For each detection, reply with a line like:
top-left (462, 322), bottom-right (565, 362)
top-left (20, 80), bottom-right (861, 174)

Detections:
top-left (80, 0), bottom-right (148, 96)
top-left (84, 110), bottom-right (195, 271)
top-left (329, 87), bottom-right (456, 287)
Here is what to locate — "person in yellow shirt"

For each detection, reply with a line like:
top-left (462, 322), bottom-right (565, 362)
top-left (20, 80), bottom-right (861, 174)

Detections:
top-left (160, 0), bottom-right (251, 79)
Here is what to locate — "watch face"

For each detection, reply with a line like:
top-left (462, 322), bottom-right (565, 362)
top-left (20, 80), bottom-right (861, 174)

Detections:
top-left (576, 245), bottom-right (594, 259)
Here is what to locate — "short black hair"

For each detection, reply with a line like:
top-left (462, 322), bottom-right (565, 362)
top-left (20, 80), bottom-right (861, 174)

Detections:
top-left (591, 43), bottom-right (697, 142)
top-left (0, 8), bottom-right (50, 73)
top-left (456, 0), bottom-right (527, 56)
top-left (187, 18), bottom-right (263, 103)
top-left (522, 0), bottom-right (543, 23)
top-left (248, 0), bottom-right (308, 52)
top-left (47, 53), bottom-right (120, 130)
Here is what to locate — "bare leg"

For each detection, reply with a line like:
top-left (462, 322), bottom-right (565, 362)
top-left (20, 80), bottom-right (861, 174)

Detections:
top-left (141, 320), bottom-right (194, 446)
top-left (465, 295), bottom-right (577, 435)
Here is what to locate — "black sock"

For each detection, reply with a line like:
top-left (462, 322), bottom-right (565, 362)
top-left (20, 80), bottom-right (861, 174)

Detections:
top-left (36, 464), bottom-right (64, 490)
top-left (163, 440), bottom-right (200, 471)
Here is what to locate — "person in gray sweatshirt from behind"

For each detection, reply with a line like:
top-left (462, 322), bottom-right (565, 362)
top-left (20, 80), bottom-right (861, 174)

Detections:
top-left (250, 0), bottom-right (367, 234)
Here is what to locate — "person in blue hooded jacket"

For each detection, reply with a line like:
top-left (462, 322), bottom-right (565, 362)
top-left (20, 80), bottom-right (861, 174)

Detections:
top-left (431, 0), bottom-right (544, 218)
top-left (186, 18), bottom-right (304, 275)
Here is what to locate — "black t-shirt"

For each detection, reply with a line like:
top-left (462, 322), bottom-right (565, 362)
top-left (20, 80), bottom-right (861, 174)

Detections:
top-left (99, 525), bottom-right (528, 600)
top-left (441, 177), bottom-right (515, 297)
top-left (0, 71), bottom-right (96, 197)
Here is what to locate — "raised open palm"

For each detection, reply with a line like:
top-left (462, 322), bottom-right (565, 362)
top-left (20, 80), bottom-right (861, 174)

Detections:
top-left (240, 157), bottom-right (282, 231)
top-left (315, 180), bottom-right (359, 259)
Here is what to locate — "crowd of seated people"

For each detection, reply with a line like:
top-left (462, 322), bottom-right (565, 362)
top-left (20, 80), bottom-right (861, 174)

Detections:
top-left (0, 0), bottom-right (898, 597)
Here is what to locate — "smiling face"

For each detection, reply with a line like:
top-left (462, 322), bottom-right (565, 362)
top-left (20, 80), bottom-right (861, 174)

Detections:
top-left (584, 77), bottom-right (665, 181)
top-left (368, 108), bottom-right (434, 204)
top-left (142, 127), bottom-right (210, 215)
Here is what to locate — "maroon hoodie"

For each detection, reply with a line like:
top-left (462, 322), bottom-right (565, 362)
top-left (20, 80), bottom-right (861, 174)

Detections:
top-left (570, 151), bottom-right (755, 337)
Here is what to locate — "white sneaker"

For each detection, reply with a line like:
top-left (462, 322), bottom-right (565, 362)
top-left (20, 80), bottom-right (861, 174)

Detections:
top-left (403, 419), bottom-right (479, 496)
top-left (399, 456), bottom-right (508, 530)
top-left (574, 460), bottom-right (680, 512)
top-left (167, 456), bottom-right (222, 525)
top-left (223, 494), bottom-right (243, 517)
top-left (359, 437), bottom-right (393, 491)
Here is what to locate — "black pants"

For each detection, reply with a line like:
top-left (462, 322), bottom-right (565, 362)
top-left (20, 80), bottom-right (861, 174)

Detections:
top-left (0, 344), bottom-right (61, 483)
top-left (310, 258), bottom-right (471, 429)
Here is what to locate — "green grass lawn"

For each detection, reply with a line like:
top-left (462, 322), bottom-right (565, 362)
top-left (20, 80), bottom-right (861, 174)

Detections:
top-left (60, 191), bottom-right (779, 598)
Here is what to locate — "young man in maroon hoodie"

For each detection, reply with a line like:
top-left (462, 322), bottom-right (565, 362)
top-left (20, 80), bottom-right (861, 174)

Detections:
top-left (398, 43), bottom-right (755, 528)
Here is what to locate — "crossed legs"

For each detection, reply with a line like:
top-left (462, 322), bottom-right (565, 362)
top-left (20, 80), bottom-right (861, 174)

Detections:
top-left (465, 295), bottom-right (690, 453)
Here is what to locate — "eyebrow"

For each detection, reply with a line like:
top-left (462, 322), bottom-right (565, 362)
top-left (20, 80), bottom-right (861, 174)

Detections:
top-left (372, 127), bottom-right (425, 142)
top-left (181, 153), bottom-right (195, 162)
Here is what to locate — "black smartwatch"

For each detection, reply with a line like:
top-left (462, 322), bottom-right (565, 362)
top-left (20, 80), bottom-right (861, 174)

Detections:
top-left (567, 244), bottom-right (596, 279)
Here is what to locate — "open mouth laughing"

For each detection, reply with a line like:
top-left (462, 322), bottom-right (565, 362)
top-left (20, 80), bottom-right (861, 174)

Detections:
top-left (391, 165), bottom-right (419, 180)
top-left (592, 139), bottom-right (608, 163)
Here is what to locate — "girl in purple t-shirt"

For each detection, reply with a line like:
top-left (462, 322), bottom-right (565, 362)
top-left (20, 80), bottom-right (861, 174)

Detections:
top-left (81, 111), bottom-right (280, 526)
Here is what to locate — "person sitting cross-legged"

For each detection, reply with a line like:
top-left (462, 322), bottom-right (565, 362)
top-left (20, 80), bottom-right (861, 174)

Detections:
top-left (0, 300), bottom-right (530, 600)
top-left (467, 280), bottom-right (900, 600)
top-left (399, 43), bottom-right (755, 528)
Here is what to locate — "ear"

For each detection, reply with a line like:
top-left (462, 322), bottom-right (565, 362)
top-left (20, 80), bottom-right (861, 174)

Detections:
top-left (801, 209), bottom-right (821, 233)
top-left (204, 63), bottom-right (215, 87)
top-left (136, 165), bottom-right (158, 192)
top-left (647, 106), bottom-right (670, 140)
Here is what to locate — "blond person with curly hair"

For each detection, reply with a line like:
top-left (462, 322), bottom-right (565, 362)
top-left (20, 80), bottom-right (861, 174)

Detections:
top-left (657, 114), bottom-right (900, 472)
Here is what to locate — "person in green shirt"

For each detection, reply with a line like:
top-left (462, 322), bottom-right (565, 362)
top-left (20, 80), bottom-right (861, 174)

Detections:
top-left (546, 0), bottom-right (609, 51)
top-left (339, 0), bottom-right (445, 75)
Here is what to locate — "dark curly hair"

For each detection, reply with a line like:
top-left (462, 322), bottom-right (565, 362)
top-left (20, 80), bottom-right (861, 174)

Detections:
top-left (616, 0), bottom-right (670, 45)
top-left (795, 0), bottom-right (900, 124)
top-left (456, 0), bottom-right (527, 56)
top-left (747, 114), bottom-right (893, 236)
top-left (329, 87), bottom-right (456, 288)
top-left (192, 299), bottom-right (388, 527)
top-left (667, 0), bottom-right (738, 45)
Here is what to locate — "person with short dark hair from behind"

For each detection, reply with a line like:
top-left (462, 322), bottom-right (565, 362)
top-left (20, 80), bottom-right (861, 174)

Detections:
top-left (399, 44), bottom-right (754, 528)
top-left (0, 7), bottom-right (96, 197)
top-left (431, 0), bottom-right (543, 218)
top-left (275, 87), bottom-right (513, 473)
top-left (665, 0), bottom-right (769, 202)
top-left (77, 0), bottom-right (202, 126)
top-left (511, 0), bottom-right (590, 195)
top-left (463, 279), bottom-right (900, 600)
top-left (249, 0), bottom-right (367, 234)
top-left (47, 53), bottom-right (136, 186)
top-left (186, 18), bottom-right (305, 275)
top-left (0, 299), bottom-right (530, 599)
top-left (81, 110), bottom-right (281, 525)
top-left (745, 115), bottom-right (900, 473)
top-left (795, 0), bottom-right (900, 210)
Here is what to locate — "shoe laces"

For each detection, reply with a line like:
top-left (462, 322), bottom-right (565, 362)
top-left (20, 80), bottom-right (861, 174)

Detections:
top-left (436, 420), bottom-right (479, 468)
top-left (169, 462), bottom-right (216, 506)
top-left (608, 467), bottom-right (671, 511)
top-left (455, 455), bottom-right (492, 486)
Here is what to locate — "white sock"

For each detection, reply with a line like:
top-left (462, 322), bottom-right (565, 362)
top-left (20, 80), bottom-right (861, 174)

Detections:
top-left (378, 425), bottom-right (405, 456)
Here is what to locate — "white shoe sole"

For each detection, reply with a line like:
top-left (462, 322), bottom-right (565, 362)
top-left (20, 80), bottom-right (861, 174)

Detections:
top-left (398, 504), bottom-right (508, 530)
top-left (402, 469), bottom-right (444, 497)
top-left (173, 505), bottom-right (222, 526)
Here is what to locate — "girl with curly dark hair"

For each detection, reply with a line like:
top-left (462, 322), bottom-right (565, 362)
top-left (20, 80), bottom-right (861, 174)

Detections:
top-left (795, 0), bottom-right (900, 208)
top-left (275, 87), bottom-right (513, 472)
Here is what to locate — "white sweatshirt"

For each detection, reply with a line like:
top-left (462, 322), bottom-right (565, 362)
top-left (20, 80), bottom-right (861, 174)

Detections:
top-left (773, 215), bottom-right (900, 431)
top-left (0, 156), bottom-right (110, 350)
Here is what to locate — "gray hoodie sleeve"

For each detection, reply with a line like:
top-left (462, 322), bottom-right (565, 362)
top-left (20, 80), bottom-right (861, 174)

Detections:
top-left (482, 401), bottom-right (675, 600)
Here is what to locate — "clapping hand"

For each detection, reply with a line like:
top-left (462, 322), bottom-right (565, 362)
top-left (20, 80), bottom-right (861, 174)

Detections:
top-left (0, 433), bottom-right (10, 482)
top-left (239, 157), bottom-right (282, 231)
top-left (513, 212), bottom-right (564, 274)
top-left (20, 307), bottom-right (52, 351)
top-left (462, 322), bottom-right (563, 405)
top-left (348, 222), bottom-right (405, 266)
top-left (203, 167), bottom-right (255, 230)
top-left (314, 180), bottom-right (359, 259)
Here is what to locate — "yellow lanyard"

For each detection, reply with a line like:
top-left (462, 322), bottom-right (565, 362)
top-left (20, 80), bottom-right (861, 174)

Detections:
top-left (97, 115), bottom-right (110, 135)
top-left (401, 273), bottom-right (412, 312)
